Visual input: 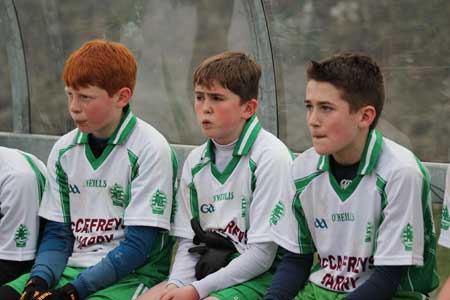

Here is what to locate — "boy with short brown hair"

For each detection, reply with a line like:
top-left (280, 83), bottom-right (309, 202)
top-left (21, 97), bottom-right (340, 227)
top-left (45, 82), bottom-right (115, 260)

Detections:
top-left (139, 51), bottom-right (292, 300)
top-left (0, 39), bottom-right (176, 300)
top-left (266, 52), bottom-right (438, 300)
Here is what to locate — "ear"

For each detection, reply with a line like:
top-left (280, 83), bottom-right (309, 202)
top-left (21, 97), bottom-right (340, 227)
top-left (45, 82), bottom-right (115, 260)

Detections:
top-left (358, 105), bottom-right (376, 129)
top-left (115, 87), bottom-right (132, 109)
top-left (241, 99), bottom-right (258, 119)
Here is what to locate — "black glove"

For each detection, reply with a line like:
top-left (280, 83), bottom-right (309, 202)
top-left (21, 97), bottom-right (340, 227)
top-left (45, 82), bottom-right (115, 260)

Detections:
top-left (190, 218), bottom-right (236, 250)
top-left (29, 284), bottom-right (79, 300)
top-left (188, 218), bottom-right (237, 280)
top-left (20, 277), bottom-right (48, 300)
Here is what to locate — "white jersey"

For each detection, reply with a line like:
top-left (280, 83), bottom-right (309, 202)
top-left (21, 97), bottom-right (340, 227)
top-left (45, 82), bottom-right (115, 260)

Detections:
top-left (438, 165), bottom-right (450, 248)
top-left (0, 146), bottom-right (46, 261)
top-left (171, 115), bottom-right (292, 253)
top-left (271, 130), bottom-right (438, 294)
top-left (39, 109), bottom-right (176, 267)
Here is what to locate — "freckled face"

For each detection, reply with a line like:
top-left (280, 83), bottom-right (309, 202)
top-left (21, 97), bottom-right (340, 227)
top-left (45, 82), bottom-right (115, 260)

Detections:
top-left (194, 82), bottom-right (249, 144)
top-left (66, 85), bottom-right (123, 138)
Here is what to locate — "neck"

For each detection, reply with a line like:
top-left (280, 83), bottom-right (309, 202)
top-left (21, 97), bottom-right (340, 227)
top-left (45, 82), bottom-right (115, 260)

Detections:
top-left (332, 129), bottom-right (370, 165)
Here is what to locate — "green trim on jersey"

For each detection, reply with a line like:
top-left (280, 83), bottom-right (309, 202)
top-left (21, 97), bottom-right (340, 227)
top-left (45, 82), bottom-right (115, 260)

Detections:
top-left (397, 158), bottom-right (439, 293)
top-left (189, 182), bottom-right (200, 221)
top-left (373, 174), bottom-right (388, 254)
top-left (233, 115), bottom-right (262, 156)
top-left (315, 130), bottom-right (383, 202)
top-left (85, 143), bottom-right (115, 170)
top-left (293, 194), bottom-right (315, 254)
top-left (170, 146), bottom-right (178, 223)
top-left (316, 130), bottom-right (382, 176)
top-left (56, 145), bottom-right (76, 223)
top-left (188, 116), bottom-right (262, 221)
top-left (249, 159), bottom-right (257, 193)
top-left (328, 173), bottom-right (363, 202)
top-left (357, 130), bottom-right (383, 175)
top-left (128, 150), bottom-right (139, 181)
top-left (293, 172), bottom-right (321, 254)
top-left (73, 108), bottom-right (138, 170)
top-left (21, 152), bottom-right (46, 204)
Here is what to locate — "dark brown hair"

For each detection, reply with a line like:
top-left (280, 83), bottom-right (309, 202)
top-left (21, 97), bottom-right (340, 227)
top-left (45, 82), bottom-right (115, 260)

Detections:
top-left (307, 52), bottom-right (384, 128)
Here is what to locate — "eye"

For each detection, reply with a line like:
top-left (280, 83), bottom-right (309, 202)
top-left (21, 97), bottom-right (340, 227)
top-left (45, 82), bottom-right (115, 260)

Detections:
top-left (80, 94), bottom-right (93, 101)
top-left (212, 95), bottom-right (223, 101)
top-left (322, 105), bottom-right (333, 112)
top-left (304, 103), bottom-right (313, 111)
top-left (195, 94), bottom-right (204, 101)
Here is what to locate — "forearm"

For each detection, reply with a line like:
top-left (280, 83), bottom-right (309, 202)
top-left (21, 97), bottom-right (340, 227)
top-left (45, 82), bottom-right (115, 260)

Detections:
top-left (264, 251), bottom-right (313, 300)
top-left (31, 220), bottom-right (74, 287)
top-left (71, 226), bottom-right (158, 299)
top-left (168, 238), bottom-right (198, 287)
top-left (343, 265), bottom-right (406, 300)
top-left (191, 242), bottom-right (278, 299)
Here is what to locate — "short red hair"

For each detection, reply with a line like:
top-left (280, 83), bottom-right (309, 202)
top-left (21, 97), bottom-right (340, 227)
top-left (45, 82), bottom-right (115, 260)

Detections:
top-left (62, 39), bottom-right (137, 96)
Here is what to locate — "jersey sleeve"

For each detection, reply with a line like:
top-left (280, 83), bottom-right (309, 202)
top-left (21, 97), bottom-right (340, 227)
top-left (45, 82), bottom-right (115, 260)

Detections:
top-left (246, 148), bottom-right (293, 244)
top-left (373, 166), bottom-right (426, 266)
top-left (123, 142), bottom-right (174, 230)
top-left (270, 171), bottom-right (315, 254)
top-left (0, 155), bottom-right (43, 260)
top-left (170, 158), bottom-right (195, 239)
top-left (438, 165), bottom-right (450, 248)
top-left (39, 140), bottom-right (70, 223)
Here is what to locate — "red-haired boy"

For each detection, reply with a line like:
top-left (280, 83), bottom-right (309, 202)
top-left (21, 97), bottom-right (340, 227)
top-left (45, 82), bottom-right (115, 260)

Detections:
top-left (0, 40), bottom-right (176, 300)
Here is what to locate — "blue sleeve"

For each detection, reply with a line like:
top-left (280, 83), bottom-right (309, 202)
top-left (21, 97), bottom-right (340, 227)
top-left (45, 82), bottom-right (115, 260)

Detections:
top-left (264, 251), bottom-right (313, 300)
top-left (31, 220), bottom-right (74, 287)
top-left (343, 265), bottom-right (407, 300)
top-left (71, 226), bottom-right (158, 299)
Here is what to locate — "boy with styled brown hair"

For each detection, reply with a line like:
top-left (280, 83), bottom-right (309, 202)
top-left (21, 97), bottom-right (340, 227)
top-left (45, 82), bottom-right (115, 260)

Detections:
top-left (139, 51), bottom-right (292, 300)
top-left (266, 52), bottom-right (438, 300)
top-left (0, 39), bottom-right (176, 300)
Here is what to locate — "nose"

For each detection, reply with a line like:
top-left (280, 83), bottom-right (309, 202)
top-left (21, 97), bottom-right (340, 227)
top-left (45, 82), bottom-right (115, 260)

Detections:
top-left (202, 98), bottom-right (213, 114)
top-left (307, 107), bottom-right (320, 128)
top-left (69, 95), bottom-right (81, 113)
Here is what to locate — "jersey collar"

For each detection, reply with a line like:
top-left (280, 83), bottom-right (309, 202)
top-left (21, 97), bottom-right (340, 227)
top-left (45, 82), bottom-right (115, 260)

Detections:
top-left (202, 114), bottom-right (262, 162)
top-left (316, 129), bottom-right (383, 175)
top-left (73, 107), bottom-right (137, 145)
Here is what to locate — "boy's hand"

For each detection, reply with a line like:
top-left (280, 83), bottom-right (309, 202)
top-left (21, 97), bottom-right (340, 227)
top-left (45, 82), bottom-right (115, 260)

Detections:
top-left (189, 218), bottom-right (237, 279)
top-left (188, 245), bottom-right (235, 280)
top-left (29, 284), bottom-right (79, 300)
top-left (20, 277), bottom-right (48, 300)
top-left (160, 285), bottom-right (199, 300)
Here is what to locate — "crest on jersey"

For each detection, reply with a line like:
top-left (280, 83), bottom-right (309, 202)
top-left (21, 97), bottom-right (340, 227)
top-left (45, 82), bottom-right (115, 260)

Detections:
top-left (241, 196), bottom-right (249, 218)
top-left (442, 205), bottom-right (450, 231)
top-left (364, 222), bottom-right (373, 242)
top-left (15, 224), bottom-right (29, 248)
top-left (269, 201), bottom-right (285, 225)
top-left (110, 183), bottom-right (125, 207)
top-left (151, 189), bottom-right (167, 215)
top-left (401, 223), bottom-right (414, 251)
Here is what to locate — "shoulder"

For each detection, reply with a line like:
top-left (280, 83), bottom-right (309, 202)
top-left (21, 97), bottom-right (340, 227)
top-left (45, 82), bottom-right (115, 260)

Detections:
top-left (250, 129), bottom-right (292, 162)
top-left (127, 118), bottom-right (171, 154)
top-left (0, 147), bottom-right (42, 182)
top-left (183, 142), bottom-right (208, 170)
top-left (52, 129), bottom-right (79, 153)
top-left (376, 137), bottom-right (426, 182)
top-left (292, 147), bottom-right (321, 178)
